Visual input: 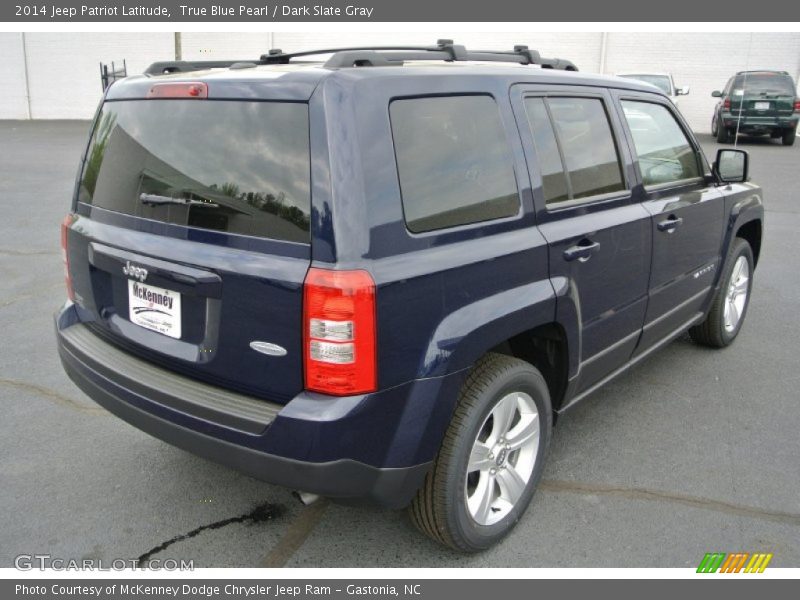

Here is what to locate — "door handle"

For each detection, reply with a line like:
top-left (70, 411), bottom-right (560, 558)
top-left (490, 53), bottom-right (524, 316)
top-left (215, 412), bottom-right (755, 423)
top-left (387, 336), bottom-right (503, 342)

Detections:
top-left (563, 240), bottom-right (601, 263)
top-left (657, 215), bottom-right (684, 233)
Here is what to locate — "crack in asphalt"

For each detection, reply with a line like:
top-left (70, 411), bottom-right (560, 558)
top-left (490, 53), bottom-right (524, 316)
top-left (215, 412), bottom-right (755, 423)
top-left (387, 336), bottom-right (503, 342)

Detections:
top-left (138, 502), bottom-right (285, 564)
top-left (540, 479), bottom-right (800, 526)
top-left (0, 377), bottom-right (108, 416)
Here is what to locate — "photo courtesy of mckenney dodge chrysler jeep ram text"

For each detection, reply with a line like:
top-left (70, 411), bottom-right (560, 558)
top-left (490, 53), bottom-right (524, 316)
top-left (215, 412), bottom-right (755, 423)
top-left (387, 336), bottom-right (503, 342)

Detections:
top-left (55, 41), bottom-right (764, 552)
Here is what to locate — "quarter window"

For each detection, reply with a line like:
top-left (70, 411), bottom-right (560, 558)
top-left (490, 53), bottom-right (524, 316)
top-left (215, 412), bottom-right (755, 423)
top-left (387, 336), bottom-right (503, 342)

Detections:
top-left (621, 101), bottom-right (701, 186)
top-left (390, 95), bottom-right (520, 233)
top-left (524, 97), bottom-right (626, 205)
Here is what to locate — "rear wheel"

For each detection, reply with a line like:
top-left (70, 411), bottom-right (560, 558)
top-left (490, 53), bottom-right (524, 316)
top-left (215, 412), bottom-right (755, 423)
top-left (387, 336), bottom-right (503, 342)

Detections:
top-left (716, 116), bottom-right (732, 143)
top-left (689, 238), bottom-right (753, 348)
top-left (716, 117), bottom-right (731, 144)
top-left (782, 127), bottom-right (796, 146)
top-left (409, 353), bottom-right (551, 552)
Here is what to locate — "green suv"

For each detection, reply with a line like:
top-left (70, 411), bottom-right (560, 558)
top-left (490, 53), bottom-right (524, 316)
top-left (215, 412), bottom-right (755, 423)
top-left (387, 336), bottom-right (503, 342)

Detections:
top-left (711, 71), bottom-right (799, 146)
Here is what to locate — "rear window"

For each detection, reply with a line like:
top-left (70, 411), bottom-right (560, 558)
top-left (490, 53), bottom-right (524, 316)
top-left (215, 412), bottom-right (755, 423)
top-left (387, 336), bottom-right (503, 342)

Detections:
top-left (390, 95), bottom-right (520, 233)
top-left (731, 73), bottom-right (795, 96)
top-left (79, 100), bottom-right (311, 243)
top-left (618, 74), bottom-right (672, 95)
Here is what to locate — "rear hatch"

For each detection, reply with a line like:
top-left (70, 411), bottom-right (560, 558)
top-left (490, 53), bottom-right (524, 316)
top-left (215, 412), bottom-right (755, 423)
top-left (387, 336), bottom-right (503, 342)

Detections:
top-left (729, 72), bottom-right (796, 119)
top-left (66, 83), bottom-right (312, 403)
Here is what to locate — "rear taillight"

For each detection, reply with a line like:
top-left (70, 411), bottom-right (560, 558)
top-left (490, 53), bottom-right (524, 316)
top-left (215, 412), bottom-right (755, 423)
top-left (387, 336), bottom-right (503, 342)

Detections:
top-left (723, 97), bottom-right (731, 110)
top-left (794, 99), bottom-right (800, 112)
top-left (303, 268), bottom-right (377, 396)
top-left (61, 214), bottom-right (74, 302)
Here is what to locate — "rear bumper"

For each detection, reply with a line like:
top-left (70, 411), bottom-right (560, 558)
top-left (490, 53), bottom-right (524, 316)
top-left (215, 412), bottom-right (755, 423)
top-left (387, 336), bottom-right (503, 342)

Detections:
top-left (721, 113), bottom-right (798, 131)
top-left (56, 304), bottom-right (462, 508)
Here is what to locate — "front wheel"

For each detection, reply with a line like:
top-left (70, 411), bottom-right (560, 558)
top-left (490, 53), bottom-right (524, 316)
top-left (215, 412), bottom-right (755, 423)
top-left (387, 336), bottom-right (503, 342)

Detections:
top-left (689, 238), bottom-right (754, 348)
top-left (409, 354), bottom-right (552, 552)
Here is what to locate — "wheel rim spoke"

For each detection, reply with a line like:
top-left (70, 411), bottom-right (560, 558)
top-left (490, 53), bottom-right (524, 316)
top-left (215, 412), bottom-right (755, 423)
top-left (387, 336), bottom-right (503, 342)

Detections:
top-left (731, 259), bottom-right (743, 282)
top-left (468, 472), bottom-right (496, 524)
top-left (468, 441), bottom-right (494, 473)
top-left (505, 413), bottom-right (539, 451)
top-left (496, 465), bottom-right (526, 505)
top-left (734, 276), bottom-right (749, 295)
top-left (490, 394), bottom-right (518, 441)
top-left (727, 298), bottom-right (739, 329)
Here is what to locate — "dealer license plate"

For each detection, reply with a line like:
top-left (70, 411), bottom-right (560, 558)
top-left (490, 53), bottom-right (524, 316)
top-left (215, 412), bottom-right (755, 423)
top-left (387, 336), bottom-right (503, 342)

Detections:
top-left (128, 280), bottom-right (182, 339)
top-left (754, 101), bottom-right (770, 110)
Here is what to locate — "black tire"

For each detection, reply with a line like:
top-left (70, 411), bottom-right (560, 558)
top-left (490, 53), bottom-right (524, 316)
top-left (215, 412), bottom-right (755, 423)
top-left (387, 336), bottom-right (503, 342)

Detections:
top-left (711, 116), bottom-right (718, 137)
top-left (409, 353), bottom-right (552, 552)
top-left (689, 238), bottom-right (754, 348)
top-left (782, 128), bottom-right (796, 146)
top-left (716, 116), bottom-right (731, 143)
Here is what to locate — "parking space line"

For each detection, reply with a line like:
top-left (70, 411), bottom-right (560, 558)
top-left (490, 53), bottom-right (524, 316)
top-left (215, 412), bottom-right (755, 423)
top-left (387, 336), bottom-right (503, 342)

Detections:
top-left (540, 479), bottom-right (800, 526)
top-left (260, 499), bottom-right (329, 567)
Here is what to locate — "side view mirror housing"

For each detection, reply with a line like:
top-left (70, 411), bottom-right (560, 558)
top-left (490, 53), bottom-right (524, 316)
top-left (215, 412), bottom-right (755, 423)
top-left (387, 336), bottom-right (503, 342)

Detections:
top-left (713, 149), bottom-right (749, 184)
top-left (711, 90), bottom-right (723, 98)
top-left (676, 86), bottom-right (690, 96)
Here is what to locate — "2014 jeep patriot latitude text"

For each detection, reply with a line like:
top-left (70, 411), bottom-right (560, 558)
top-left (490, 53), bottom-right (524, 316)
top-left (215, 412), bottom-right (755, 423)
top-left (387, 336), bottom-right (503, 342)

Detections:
top-left (56, 42), bottom-right (763, 552)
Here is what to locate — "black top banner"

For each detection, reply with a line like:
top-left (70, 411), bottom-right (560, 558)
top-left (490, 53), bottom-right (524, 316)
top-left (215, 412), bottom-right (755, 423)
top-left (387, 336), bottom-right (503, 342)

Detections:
top-left (5, 0), bottom-right (800, 22)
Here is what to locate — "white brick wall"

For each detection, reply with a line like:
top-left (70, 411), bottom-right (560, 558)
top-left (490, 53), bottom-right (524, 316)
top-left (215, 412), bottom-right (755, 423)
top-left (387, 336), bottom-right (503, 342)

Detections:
top-left (603, 32), bottom-right (800, 132)
top-left (1, 31), bottom-right (798, 131)
top-left (0, 33), bottom-right (30, 119)
top-left (180, 32), bottom-right (272, 60)
top-left (22, 32), bottom-right (174, 119)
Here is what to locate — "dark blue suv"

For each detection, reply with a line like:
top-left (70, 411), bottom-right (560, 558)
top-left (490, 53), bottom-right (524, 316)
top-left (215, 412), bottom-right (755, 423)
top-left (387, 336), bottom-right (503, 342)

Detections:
top-left (56, 42), bottom-right (763, 552)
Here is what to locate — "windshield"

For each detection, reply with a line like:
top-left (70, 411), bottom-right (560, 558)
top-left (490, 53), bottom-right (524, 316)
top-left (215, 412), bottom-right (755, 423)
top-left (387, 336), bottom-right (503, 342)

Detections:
top-left (619, 74), bottom-right (672, 95)
top-left (732, 73), bottom-right (795, 96)
top-left (79, 100), bottom-right (311, 243)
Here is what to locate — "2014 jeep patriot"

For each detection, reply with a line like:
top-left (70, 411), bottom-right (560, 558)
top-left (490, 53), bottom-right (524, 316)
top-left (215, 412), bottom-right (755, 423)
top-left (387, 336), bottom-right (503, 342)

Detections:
top-left (56, 41), bottom-right (764, 552)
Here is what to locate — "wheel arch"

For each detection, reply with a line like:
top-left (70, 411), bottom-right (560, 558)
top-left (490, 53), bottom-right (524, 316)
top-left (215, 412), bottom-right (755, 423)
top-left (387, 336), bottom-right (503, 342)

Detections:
top-left (735, 218), bottom-right (762, 267)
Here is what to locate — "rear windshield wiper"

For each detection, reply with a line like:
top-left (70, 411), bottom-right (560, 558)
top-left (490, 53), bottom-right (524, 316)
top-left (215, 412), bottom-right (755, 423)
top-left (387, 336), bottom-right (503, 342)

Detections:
top-left (139, 193), bottom-right (218, 208)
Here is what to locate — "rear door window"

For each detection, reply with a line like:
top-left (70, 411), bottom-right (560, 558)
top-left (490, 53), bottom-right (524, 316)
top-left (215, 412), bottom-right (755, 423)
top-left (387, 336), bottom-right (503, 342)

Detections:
top-left (524, 96), bottom-right (625, 205)
top-left (79, 100), bottom-right (311, 243)
top-left (621, 100), bottom-right (701, 186)
top-left (524, 98), bottom-right (569, 204)
top-left (390, 95), bottom-right (520, 233)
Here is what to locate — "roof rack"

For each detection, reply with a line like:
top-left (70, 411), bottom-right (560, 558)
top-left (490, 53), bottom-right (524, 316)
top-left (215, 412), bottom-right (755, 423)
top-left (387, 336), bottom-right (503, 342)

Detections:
top-left (144, 40), bottom-right (578, 75)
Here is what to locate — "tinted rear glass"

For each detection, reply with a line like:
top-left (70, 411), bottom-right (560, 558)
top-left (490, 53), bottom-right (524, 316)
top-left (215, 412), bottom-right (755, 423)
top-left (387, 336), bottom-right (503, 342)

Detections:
top-left (732, 73), bottom-right (795, 95)
top-left (618, 74), bottom-right (672, 94)
top-left (79, 100), bottom-right (311, 243)
top-left (390, 95), bottom-right (520, 233)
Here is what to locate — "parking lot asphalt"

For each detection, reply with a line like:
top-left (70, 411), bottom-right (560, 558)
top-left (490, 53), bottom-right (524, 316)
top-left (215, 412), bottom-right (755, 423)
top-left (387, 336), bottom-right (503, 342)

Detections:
top-left (1, 120), bottom-right (798, 568)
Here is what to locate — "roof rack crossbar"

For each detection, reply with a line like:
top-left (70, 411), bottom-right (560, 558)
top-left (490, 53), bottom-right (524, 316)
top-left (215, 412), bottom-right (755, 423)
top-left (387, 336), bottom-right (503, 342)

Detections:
top-left (144, 41), bottom-right (578, 75)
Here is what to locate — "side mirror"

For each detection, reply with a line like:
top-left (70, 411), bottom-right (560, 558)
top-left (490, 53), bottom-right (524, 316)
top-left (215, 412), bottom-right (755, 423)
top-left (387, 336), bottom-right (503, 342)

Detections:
top-left (714, 149), bottom-right (749, 183)
top-left (676, 86), bottom-right (690, 96)
top-left (711, 90), bottom-right (722, 98)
